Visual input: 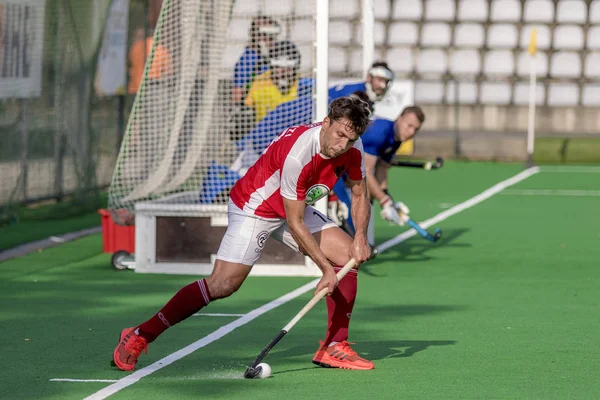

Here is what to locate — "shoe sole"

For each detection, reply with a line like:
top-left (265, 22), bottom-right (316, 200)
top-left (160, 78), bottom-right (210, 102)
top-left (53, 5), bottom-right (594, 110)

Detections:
top-left (312, 359), bottom-right (374, 370)
top-left (111, 328), bottom-right (135, 371)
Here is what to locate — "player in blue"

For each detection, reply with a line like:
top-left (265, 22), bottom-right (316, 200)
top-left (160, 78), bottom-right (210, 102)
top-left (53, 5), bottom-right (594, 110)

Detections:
top-left (333, 106), bottom-right (426, 242)
top-left (359, 106), bottom-right (425, 244)
top-left (326, 62), bottom-right (395, 231)
top-left (328, 94), bottom-right (426, 244)
top-left (329, 61), bottom-right (395, 104)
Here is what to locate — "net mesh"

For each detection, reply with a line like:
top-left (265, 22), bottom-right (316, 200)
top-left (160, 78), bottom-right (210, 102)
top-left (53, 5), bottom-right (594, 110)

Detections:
top-left (0, 0), bottom-right (119, 220)
top-left (108, 0), bottom-right (318, 220)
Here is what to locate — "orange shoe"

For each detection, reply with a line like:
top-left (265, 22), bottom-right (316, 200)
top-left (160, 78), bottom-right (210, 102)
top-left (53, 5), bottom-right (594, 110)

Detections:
top-left (312, 340), bottom-right (374, 370)
top-left (112, 327), bottom-right (148, 371)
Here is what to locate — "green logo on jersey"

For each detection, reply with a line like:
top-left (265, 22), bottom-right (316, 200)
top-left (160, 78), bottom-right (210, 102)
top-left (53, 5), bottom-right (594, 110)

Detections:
top-left (305, 184), bottom-right (329, 206)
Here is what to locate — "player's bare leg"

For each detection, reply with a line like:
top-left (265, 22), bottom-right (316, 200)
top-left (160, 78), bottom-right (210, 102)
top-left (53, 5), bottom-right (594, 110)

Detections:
top-left (113, 259), bottom-right (251, 371)
top-left (204, 260), bottom-right (252, 299)
top-left (311, 226), bottom-right (374, 370)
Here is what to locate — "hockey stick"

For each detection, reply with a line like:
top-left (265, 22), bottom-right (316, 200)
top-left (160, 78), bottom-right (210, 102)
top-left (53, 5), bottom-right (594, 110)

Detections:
top-left (403, 216), bottom-right (442, 242)
top-left (390, 157), bottom-right (444, 170)
top-left (244, 258), bottom-right (358, 379)
top-left (370, 216), bottom-right (442, 260)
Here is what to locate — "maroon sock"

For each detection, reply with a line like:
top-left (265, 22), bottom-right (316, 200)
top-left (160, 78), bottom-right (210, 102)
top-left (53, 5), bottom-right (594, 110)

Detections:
top-left (137, 279), bottom-right (211, 343)
top-left (324, 266), bottom-right (358, 345)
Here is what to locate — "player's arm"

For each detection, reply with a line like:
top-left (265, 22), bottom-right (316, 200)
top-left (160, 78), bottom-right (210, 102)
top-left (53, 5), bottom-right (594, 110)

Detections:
top-left (364, 153), bottom-right (402, 226)
top-left (232, 50), bottom-right (254, 103)
top-left (364, 153), bottom-right (387, 203)
top-left (283, 199), bottom-right (334, 273)
top-left (283, 198), bottom-right (337, 296)
top-left (374, 159), bottom-right (391, 191)
top-left (377, 159), bottom-right (410, 223)
top-left (280, 157), bottom-right (337, 295)
top-left (345, 177), bottom-right (372, 262)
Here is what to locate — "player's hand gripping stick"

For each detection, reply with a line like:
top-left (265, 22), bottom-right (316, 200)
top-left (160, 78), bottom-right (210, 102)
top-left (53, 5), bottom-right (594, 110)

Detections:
top-left (243, 258), bottom-right (358, 379)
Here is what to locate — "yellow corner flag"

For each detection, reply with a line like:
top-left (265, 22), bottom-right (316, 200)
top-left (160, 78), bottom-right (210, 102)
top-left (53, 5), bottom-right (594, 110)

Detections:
top-left (528, 28), bottom-right (537, 56)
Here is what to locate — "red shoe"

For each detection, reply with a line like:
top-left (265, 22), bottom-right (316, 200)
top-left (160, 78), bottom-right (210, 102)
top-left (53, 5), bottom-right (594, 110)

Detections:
top-left (112, 327), bottom-right (148, 371)
top-left (312, 340), bottom-right (374, 370)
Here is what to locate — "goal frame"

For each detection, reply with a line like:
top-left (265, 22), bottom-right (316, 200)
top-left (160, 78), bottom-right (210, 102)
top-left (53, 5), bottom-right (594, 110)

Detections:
top-left (131, 0), bottom-right (374, 277)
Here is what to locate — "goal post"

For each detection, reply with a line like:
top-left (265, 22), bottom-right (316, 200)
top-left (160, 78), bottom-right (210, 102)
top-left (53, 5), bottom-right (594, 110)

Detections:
top-left (108, 0), bottom-right (371, 276)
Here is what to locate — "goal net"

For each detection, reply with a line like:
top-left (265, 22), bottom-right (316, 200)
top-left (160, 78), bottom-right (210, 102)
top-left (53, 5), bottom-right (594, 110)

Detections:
top-left (108, 0), bottom-right (320, 220)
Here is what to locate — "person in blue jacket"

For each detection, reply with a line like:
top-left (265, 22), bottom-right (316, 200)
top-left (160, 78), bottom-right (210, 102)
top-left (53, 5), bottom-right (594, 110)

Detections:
top-left (231, 16), bottom-right (281, 103)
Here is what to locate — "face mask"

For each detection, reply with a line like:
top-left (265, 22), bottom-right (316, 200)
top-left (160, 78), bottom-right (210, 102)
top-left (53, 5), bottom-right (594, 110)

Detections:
top-left (275, 77), bottom-right (291, 93)
top-left (366, 66), bottom-right (395, 101)
top-left (365, 81), bottom-right (379, 102)
top-left (259, 41), bottom-right (270, 58)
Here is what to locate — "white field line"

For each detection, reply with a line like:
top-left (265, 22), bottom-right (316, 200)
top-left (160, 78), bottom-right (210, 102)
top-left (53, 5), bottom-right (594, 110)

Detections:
top-left (540, 166), bottom-right (600, 174)
top-left (50, 379), bottom-right (118, 383)
top-left (84, 166), bottom-right (540, 399)
top-left (376, 167), bottom-right (540, 253)
top-left (193, 313), bottom-right (246, 317)
top-left (501, 189), bottom-right (600, 197)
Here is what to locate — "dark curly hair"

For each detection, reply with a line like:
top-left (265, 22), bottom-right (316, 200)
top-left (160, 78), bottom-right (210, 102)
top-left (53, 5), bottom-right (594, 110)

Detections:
top-left (327, 96), bottom-right (372, 136)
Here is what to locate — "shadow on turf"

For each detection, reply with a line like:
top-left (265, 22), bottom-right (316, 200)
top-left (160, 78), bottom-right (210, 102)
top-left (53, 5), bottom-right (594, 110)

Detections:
top-left (263, 303), bottom-right (462, 369)
top-left (361, 227), bottom-right (471, 277)
top-left (273, 339), bottom-right (457, 376)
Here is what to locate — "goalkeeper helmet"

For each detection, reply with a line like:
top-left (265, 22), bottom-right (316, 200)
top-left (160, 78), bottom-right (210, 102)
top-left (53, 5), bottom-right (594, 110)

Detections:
top-left (366, 61), bottom-right (395, 102)
top-left (250, 16), bottom-right (281, 58)
top-left (269, 40), bottom-right (301, 94)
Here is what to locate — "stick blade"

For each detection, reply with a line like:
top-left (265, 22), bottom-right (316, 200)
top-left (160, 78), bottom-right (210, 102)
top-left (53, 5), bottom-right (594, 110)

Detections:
top-left (244, 366), bottom-right (262, 379)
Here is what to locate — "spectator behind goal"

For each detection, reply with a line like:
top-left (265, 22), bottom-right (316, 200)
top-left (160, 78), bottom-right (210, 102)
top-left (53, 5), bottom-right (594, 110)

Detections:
top-left (232, 16), bottom-right (281, 103)
top-left (244, 40), bottom-right (302, 124)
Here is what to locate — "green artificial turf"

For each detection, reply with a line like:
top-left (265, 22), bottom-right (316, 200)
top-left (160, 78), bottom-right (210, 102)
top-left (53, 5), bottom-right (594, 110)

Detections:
top-left (2, 162), bottom-right (599, 399)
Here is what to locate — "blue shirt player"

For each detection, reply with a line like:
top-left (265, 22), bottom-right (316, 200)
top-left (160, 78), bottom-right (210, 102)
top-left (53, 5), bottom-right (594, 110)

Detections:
top-left (327, 62), bottom-right (395, 234)
top-left (332, 105), bottom-right (427, 245)
top-left (231, 16), bottom-right (281, 103)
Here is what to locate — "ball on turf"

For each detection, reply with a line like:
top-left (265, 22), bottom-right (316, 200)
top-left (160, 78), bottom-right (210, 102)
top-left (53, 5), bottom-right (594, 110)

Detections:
top-left (256, 362), bottom-right (272, 379)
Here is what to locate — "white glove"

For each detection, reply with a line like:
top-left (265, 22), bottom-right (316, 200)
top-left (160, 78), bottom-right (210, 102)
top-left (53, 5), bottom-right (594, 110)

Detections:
top-left (393, 201), bottom-right (410, 216)
top-left (327, 199), bottom-right (349, 227)
top-left (379, 195), bottom-right (403, 226)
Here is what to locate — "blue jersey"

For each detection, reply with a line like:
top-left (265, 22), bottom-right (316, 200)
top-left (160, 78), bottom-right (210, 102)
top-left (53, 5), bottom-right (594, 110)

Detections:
top-left (233, 47), bottom-right (269, 89)
top-left (328, 82), bottom-right (367, 101)
top-left (239, 78), bottom-right (314, 153)
top-left (361, 118), bottom-right (401, 164)
top-left (328, 83), bottom-right (399, 232)
top-left (329, 82), bottom-right (400, 162)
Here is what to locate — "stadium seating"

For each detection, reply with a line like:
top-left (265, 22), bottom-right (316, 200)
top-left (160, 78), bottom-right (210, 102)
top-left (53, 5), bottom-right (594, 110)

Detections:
top-left (454, 23), bottom-right (485, 47)
top-left (457, 0), bottom-right (487, 21)
top-left (582, 84), bottom-right (600, 105)
top-left (490, 0), bottom-right (521, 22)
top-left (224, 0), bottom-right (600, 107)
top-left (592, 1), bottom-right (600, 23)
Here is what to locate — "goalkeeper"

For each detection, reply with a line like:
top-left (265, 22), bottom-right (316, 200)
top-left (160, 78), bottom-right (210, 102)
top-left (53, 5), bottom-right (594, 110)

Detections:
top-left (229, 40), bottom-right (302, 141)
top-left (231, 16), bottom-right (281, 103)
top-left (329, 61), bottom-right (395, 103)
top-left (331, 106), bottom-right (426, 245)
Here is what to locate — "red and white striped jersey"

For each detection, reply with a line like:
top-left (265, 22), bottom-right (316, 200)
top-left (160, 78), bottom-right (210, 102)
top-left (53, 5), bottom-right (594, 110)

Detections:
top-left (230, 123), bottom-right (365, 219)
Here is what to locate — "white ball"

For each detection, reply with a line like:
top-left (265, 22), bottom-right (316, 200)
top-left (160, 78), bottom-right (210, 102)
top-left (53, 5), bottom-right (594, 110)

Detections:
top-left (256, 362), bottom-right (272, 379)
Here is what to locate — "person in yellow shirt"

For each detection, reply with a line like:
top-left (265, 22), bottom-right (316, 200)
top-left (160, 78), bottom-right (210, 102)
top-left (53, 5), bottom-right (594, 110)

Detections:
top-left (244, 40), bottom-right (301, 123)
